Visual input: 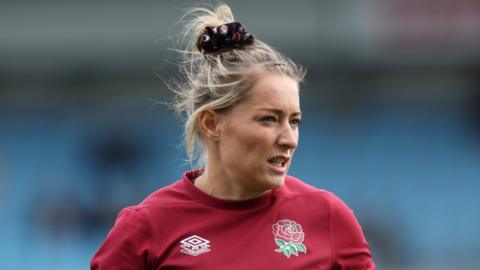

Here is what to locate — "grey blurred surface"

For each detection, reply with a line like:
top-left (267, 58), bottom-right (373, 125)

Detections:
top-left (1, 0), bottom-right (480, 269)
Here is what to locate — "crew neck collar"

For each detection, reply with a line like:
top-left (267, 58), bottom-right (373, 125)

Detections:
top-left (181, 170), bottom-right (277, 211)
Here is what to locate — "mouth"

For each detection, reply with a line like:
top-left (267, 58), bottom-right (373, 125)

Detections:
top-left (267, 156), bottom-right (290, 174)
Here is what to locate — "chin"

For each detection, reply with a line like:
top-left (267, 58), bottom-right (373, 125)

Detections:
top-left (266, 174), bottom-right (286, 189)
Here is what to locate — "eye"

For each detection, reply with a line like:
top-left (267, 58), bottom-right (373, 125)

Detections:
top-left (290, 118), bottom-right (302, 127)
top-left (259, 116), bottom-right (277, 124)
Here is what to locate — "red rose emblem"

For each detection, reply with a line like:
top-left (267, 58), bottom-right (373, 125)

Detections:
top-left (272, 220), bottom-right (305, 243)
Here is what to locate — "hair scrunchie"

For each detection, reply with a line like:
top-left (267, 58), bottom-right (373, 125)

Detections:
top-left (196, 22), bottom-right (255, 54)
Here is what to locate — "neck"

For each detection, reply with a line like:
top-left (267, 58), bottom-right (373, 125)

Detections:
top-left (194, 167), bottom-right (268, 201)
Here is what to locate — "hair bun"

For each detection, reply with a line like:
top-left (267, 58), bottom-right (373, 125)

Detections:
top-left (196, 22), bottom-right (254, 54)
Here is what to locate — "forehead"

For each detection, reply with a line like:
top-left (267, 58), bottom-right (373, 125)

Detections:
top-left (243, 74), bottom-right (300, 109)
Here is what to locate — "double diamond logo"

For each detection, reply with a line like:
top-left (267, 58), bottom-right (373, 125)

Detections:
top-left (180, 235), bottom-right (211, 256)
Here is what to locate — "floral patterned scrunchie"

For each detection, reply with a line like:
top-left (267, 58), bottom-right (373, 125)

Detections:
top-left (196, 22), bottom-right (255, 54)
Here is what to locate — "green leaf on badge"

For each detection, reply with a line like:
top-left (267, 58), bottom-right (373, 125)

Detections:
top-left (295, 243), bottom-right (307, 253)
top-left (290, 245), bottom-right (299, 256)
top-left (275, 239), bottom-right (286, 247)
top-left (274, 239), bottom-right (307, 258)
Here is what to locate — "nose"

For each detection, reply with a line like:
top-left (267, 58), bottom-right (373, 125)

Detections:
top-left (277, 121), bottom-right (298, 150)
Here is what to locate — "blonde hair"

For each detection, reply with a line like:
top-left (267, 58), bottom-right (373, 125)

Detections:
top-left (170, 3), bottom-right (306, 166)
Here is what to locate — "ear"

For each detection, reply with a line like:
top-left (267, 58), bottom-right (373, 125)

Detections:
top-left (198, 109), bottom-right (222, 141)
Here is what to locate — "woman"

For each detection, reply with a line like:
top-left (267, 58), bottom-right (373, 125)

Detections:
top-left (91, 4), bottom-right (375, 269)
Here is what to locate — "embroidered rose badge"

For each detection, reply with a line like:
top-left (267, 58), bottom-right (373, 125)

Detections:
top-left (272, 219), bottom-right (307, 258)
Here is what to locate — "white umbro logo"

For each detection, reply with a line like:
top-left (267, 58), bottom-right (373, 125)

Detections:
top-left (180, 235), bottom-right (211, 256)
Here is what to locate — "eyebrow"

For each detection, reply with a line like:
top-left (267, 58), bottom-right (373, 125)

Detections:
top-left (258, 108), bottom-right (302, 117)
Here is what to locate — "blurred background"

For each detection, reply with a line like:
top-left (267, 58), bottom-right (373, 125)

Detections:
top-left (1, 0), bottom-right (480, 269)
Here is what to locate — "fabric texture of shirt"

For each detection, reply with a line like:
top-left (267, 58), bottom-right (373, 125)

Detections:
top-left (91, 170), bottom-right (376, 269)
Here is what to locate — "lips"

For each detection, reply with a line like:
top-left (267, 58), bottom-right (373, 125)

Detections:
top-left (267, 155), bottom-right (290, 174)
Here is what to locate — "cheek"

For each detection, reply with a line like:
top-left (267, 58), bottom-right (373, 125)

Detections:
top-left (222, 126), bottom-right (272, 164)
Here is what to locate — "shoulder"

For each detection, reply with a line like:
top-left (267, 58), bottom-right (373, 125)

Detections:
top-left (283, 175), bottom-right (333, 199)
top-left (284, 175), bottom-right (323, 193)
top-left (282, 175), bottom-right (350, 210)
top-left (118, 178), bottom-right (197, 223)
top-left (137, 180), bottom-right (194, 208)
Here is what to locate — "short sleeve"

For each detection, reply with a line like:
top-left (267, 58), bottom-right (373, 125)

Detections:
top-left (90, 207), bottom-right (151, 270)
top-left (328, 192), bottom-right (376, 270)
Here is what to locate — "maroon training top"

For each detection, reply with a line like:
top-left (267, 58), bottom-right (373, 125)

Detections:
top-left (91, 170), bottom-right (375, 269)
